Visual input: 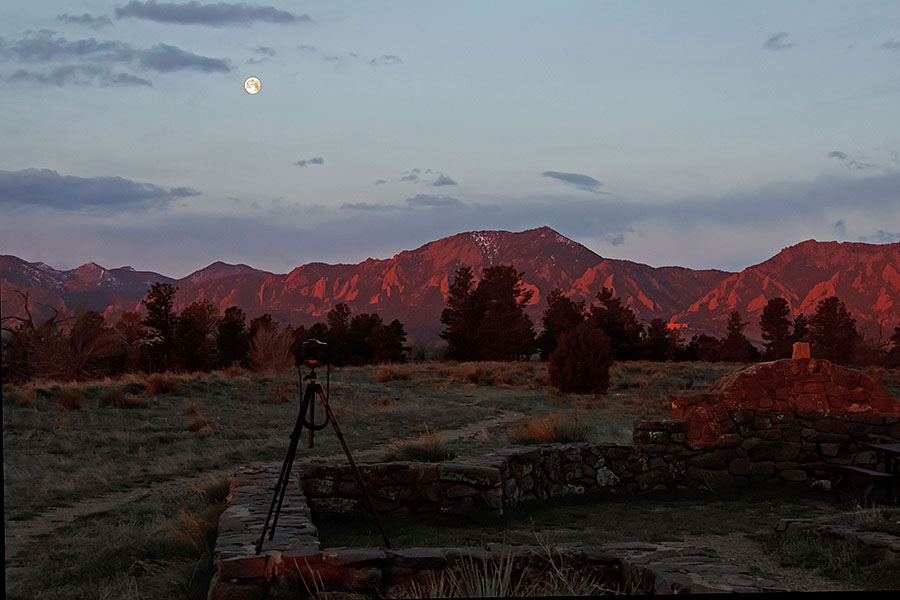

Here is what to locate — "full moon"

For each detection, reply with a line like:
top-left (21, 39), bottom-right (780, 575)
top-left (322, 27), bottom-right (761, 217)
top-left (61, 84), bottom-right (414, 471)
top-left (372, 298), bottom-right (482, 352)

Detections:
top-left (244, 76), bottom-right (261, 95)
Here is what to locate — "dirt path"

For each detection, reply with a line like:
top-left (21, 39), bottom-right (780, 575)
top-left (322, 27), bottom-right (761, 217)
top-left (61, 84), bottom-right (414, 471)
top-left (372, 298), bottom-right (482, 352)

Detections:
top-left (4, 408), bottom-right (527, 563)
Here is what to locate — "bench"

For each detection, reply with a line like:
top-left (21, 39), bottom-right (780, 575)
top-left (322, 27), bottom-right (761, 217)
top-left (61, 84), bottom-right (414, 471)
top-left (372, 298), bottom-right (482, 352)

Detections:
top-left (832, 465), bottom-right (895, 507)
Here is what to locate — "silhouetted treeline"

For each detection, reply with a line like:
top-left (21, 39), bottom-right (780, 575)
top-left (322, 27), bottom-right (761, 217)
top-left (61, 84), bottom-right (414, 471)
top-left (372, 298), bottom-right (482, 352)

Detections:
top-left (1, 285), bottom-right (407, 383)
top-left (535, 286), bottom-right (899, 367)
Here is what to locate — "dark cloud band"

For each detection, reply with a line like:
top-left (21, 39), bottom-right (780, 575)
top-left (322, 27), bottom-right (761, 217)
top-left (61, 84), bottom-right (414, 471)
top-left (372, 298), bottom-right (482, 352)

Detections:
top-left (0, 168), bottom-right (199, 212)
top-left (115, 1), bottom-right (312, 27)
top-left (542, 171), bottom-right (607, 193)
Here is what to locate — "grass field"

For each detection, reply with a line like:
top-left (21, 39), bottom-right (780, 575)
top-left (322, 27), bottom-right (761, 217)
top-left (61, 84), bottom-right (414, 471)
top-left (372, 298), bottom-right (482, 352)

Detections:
top-left (3, 360), bottom-right (898, 598)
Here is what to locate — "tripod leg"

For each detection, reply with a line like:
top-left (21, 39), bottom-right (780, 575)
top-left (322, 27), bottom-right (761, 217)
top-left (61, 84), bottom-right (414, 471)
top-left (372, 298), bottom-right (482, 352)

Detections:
top-left (316, 388), bottom-right (392, 549)
top-left (269, 386), bottom-right (318, 540)
top-left (255, 391), bottom-right (310, 554)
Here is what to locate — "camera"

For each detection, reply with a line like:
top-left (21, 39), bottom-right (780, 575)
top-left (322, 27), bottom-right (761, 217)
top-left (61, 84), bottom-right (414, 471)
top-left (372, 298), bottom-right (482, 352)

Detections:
top-left (296, 338), bottom-right (328, 368)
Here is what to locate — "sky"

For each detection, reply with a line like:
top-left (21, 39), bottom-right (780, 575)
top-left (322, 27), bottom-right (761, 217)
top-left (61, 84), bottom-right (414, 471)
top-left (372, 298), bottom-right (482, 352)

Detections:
top-left (1, 0), bottom-right (898, 278)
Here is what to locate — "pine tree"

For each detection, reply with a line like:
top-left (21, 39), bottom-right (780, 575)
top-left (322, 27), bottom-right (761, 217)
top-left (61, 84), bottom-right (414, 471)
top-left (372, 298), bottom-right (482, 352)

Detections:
top-left (643, 318), bottom-right (675, 361)
top-left (142, 282), bottom-right (178, 371)
top-left (809, 296), bottom-right (858, 363)
top-left (473, 265), bottom-right (536, 360)
top-left (440, 266), bottom-right (478, 360)
top-left (216, 306), bottom-right (250, 368)
top-left (792, 313), bottom-right (809, 343)
top-left (760, 297), bottom-right (793, 360)
top-left (174, 300), bottom-right (220, 371)
top-left (719, 310), bottom-right (753, 362)
top-left (536, 288), bottom-right (585, 360)
top-left (588, 287), bottom-right (643, 360)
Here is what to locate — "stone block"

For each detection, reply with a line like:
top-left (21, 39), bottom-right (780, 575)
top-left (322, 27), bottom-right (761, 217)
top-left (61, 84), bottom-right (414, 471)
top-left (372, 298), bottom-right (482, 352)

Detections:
top-left (437, 464), bottom-right (500, 486)
top-left (728, 458), bottom-right (752, 476)
top-left (749, 462), bottom-right (776, 483)
top-left (217, 555), bottom-right (273, 579)
top-left (445, 485), bottom-right (476, 498)
top-left (749, 442), bottom-right (802, 462)
top-left (776, 469), bottom-right (808, 482)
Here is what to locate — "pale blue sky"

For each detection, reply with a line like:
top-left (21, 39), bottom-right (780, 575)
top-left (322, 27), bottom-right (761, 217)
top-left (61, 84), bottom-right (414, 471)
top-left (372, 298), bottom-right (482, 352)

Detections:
top-left (1, 1), bottom-right (898, 277)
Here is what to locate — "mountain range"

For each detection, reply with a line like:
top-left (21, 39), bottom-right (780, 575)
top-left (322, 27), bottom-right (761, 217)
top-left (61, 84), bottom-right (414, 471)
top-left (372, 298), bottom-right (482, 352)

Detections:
top-left (2, 227), bottom-right (898, 344)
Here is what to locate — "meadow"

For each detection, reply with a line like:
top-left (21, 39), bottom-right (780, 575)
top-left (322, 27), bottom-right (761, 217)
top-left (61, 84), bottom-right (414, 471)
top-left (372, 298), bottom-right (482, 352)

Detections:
top-left (4, 361), bottom-right (899, 598)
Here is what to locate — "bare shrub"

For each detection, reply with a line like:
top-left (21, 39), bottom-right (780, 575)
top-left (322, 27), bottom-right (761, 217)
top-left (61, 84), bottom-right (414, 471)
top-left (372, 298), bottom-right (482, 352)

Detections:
top-left (182, 400), bottom-right (203, 416)
top-left (146, 374), bottom-right (182, 396)
top-left (248, 323), bottom-right (294, 373)
top-left (54, 387), bottom-right (85, 411)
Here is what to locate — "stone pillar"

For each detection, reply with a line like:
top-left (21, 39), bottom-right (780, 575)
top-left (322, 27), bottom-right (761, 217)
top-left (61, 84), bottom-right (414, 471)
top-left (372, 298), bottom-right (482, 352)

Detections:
top-left (792, 342), bottom-right (810, 359)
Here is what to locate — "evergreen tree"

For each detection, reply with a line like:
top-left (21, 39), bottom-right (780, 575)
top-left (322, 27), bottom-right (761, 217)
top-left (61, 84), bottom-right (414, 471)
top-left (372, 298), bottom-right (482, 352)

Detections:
top-left (174, 300), bottom-right (219, 371)
top-left (792, 313), bottom-right (809, 343)
top-left (809, 296), bottom-right (858, 363)
top-left (588, 287), bottom-right (643, 360)
top-left (684, 334), bottom-right (723, 362)
top-left (643, 318), bottom-right (675, 361)
top-left (325, 303), bottom-right (352, 365)
top-left (887, 321), bottom-right (900, 368)
top-left (719, 310), bottom-right (754, 362)
top-left (142, 282), bottom-right (178, 371)
top-left (472, 265), bottom-right (536, 360)
top-left (368, 319), bottom-right (408, 363)
top-left (440, 266), bottom-right (479, 360)
top-left (536, 288), bottom-right (585, 360)
top-left (760, 297), bottom-right (793, 360)
top-left (216, 306), bottom-right (251, 368)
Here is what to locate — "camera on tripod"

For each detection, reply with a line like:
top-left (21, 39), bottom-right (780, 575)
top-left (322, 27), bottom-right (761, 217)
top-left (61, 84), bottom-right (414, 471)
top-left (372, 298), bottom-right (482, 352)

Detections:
top-left (296, 338), bottom-right (328, 369)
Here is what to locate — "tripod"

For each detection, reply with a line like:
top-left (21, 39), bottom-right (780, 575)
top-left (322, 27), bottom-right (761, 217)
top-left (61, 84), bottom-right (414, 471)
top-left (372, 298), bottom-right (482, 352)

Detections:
top-left (255, 360), bottom-right (391, 554)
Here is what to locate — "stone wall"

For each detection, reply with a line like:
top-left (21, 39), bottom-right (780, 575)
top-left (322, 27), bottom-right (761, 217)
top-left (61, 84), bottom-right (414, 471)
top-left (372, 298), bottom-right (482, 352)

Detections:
top-left (670, 358), bottom-right (898, 445)
top-left (210, 358), bottom-right (900, 598)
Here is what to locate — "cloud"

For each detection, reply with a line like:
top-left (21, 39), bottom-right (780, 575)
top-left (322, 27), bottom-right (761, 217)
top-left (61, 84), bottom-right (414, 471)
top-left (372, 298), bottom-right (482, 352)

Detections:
top-left (57, 13), bottom-right (113, 29)
top-left (764, 32), bottom-right (795, 50)
top-left (0, 168), bottom-right (199, 212)
top-left (858, 230), bottom-right (900, 243)
top-left (0, 32), bottom-right (232, 85)
top-left (139, 43), bottom-right (231, 72)
top-left (826, 150), bottom-right (887, 172)
top-left (251, 46), bottom-right (275, 56)
top-left (340, 202), bottom-right (400, 212)
top-left (293, 157), bottom-right (324, 167)
top-left (115, 1), bottom-right (312, 27)
top-left (298, 45), bottom-right (317, 52)
top-left (431, 173), bottom-right (457, 187)
top-left (374, 179), bottom-right (386, 185)
top-left (8, 65), bottom-right (153, 87)
top-left (368, 54), bottom-right (402, 66)
top-left (881, 40), bottom-right (900, 51)
top-left (400, 173), bottom-right (419, 183)
top-left (406, 194), bottom-right (464, 209)
top-left (833, 219), bottom-right (847, 237)
top-left (541, 171), bottom-right (608, 194)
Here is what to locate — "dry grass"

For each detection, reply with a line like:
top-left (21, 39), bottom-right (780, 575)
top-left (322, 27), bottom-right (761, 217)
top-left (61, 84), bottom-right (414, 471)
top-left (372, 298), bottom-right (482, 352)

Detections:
top-left (376, 364), bottom-right (413, 382)
top-left (54, 386), bottom-right (85, 411)
top-left (146, 374), bottom-right (182, 396)
top-left (382, 431), bottom-right (457, 462)
top-left (98, 386), bottom-right (146, 409)
top-left (507, 412), bottom-right (591, 445)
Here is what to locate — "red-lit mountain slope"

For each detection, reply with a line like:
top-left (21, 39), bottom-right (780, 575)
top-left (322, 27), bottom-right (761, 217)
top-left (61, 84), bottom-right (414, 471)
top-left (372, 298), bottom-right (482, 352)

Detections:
top-left (669, 240), bottom-right (900, 341)
top-left (3, 230), bottom-right (897, 344)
